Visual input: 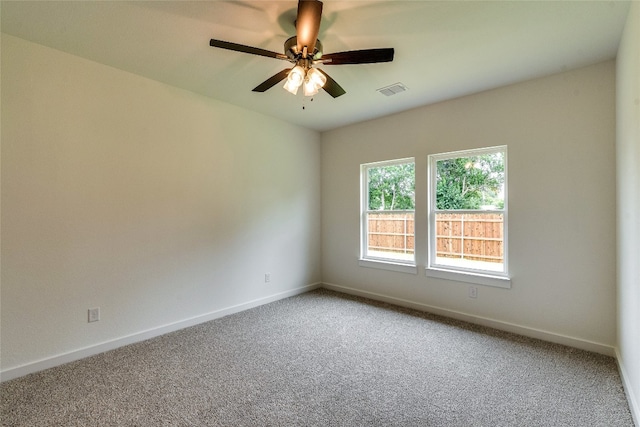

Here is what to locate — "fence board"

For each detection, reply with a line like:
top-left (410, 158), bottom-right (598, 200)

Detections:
top-left (435, 213), bottom-right (503, 263)
top-left (367, 212), bottom-right (503, 263)
top-left (368, 213), bottom-right (414, 255)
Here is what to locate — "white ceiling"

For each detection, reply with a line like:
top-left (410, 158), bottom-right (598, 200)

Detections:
top-left (1, 1), bottom-right (631, 132)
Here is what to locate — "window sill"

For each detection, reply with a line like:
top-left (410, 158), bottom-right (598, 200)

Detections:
top-left (425, 267), bottom-right (511, 289)
top-left (359, 259), bottom-right (418, 275)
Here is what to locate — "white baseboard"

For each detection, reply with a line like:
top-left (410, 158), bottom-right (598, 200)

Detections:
top-left (321, 282), bottom-right (616, 357)
top-left (616, 349), bottom-right (640, 427)
top-left (0, 283), bottom-right (321, 383)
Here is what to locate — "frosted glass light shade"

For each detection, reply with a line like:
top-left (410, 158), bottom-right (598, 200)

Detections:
top-left (283, 66), bottom-right (305, 95)
top-left (303, 68), bottom-right (326, 96)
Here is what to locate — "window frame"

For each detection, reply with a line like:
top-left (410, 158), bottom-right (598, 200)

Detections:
top-left (426, 146), bottom-right (510, 288)
top-left (360, 157), bottom-right (417, 274)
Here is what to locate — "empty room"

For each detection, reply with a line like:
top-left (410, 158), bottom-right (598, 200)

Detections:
top-left (1, 1), bottom-right (639, 426)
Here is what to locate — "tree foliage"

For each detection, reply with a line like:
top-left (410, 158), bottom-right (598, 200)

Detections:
top-left (436, 153), bottom-right (504, 210)
top-left (368, 163), bottom-right (415, 210)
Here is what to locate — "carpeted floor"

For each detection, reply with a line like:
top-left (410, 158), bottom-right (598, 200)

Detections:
top-left (0, 289), bottom-right (634, 426)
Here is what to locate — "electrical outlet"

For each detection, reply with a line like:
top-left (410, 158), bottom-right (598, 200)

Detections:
top-left (264, 273), bottom-right (271, 283)
top-left (468, 286), bottom-right (478, 299)
top-left (88, 307), bottom-right (100, 323)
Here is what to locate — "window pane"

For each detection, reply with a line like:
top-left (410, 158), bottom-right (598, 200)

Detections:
top-left (367, 211), bottom-right (415, 262)
top-left (436, 153), bottom-right (504, 210)
top-left (362, 159), bottom-right (415, 264)
top-left (435, 212), bottom-right (504, 272)
top-left (368, 163), bottom-right (415, 211)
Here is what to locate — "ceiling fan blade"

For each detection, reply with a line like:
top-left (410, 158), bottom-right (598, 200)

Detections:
top-left (252, 69), bottom-right (292, 92)
top-left (317, 69), bottom-right (346, 98)
top-left (210, 39), bottom-right (287, 60)
top-left (322, 48), bottom-right (395, 65)
top-left (296, 0), bottom-right (323, 57)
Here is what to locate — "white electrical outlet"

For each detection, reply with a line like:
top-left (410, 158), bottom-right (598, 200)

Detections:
top-left (265, 273), bottom-right (271, 283)
top-left (88, 307), bottom-right (100, 323)
top-left (468, 286), bottom-right (478, 299)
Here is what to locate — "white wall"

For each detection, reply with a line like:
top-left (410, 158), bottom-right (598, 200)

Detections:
top-left (322, 61), bottom-right (617, 354)
top-left (616, 2), bottom-right (640, 423)
top-left (0, 35), bottom-right (321, 376)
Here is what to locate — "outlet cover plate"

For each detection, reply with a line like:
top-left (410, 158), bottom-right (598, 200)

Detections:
top-left (88, 307), bottom-right (100, 322)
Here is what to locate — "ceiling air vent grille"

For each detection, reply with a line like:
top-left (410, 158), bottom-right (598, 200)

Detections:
top-left (377, 83), bottom-right (408, 96)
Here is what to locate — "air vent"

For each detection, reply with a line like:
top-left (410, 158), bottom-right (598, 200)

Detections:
top-left (377, 83), bottom-right (408, 97)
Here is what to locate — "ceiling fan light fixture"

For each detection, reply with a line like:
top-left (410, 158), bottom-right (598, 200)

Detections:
top-left (303, 68), bottom-right (327, 96)
top-left (303, 79), bottom-right (319, 97)
top-left (283, 65), bottom-right (305, 95)
top-left (210, 0), bottom-right (393, 99)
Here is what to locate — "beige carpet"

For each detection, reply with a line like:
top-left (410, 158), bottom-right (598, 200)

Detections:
top-left (1, 289), bottom-right (634, 426)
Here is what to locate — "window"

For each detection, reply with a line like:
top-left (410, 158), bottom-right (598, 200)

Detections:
top-left (360, 158), bottom-right (416, 271)
top-left (427, 146), bottom-right (509, 287)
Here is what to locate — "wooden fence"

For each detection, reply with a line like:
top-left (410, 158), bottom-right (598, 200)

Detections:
top-left (367, 212), bottom-right (503, 263)
top-left (435, 213), bottom-right (503, 263)
top-left (367, 213), bottom-right (415, 255)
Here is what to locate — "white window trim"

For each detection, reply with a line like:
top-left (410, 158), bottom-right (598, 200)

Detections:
top-left (359, 259), bottom-right (418, 275)
top-left (427, 146), bottom-right (510, 288)
top-left (360, 157), bottom-right (416, 272)
top-left (425, 266), bottom-right (511, 288)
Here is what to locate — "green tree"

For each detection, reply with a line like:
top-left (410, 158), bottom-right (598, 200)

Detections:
top-left (368, 163), bottom-right (415, 210)
top-left (436, 153), bottom-right (504, 210)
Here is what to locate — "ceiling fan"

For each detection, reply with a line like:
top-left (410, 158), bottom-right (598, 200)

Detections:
top-left (209, 0), bottom-right (394, 98)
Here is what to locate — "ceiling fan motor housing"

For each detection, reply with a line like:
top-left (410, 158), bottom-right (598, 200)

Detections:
top-left (284, 36), bottom-right (323, 61)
